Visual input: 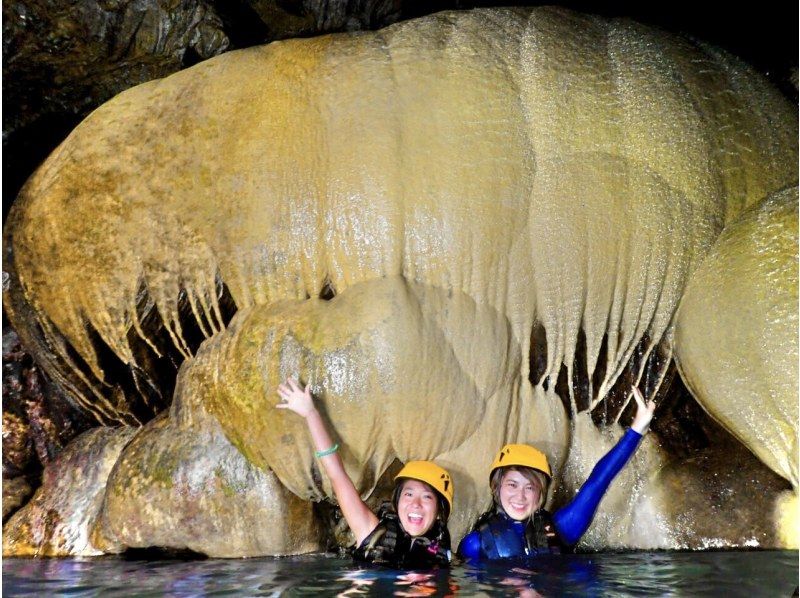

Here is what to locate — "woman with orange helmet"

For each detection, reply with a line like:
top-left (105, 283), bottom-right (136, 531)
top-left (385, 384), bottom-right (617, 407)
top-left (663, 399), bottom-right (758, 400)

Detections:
top-left (277, 377), bottom-right (454, 568)
top-left (458, 386), bottom-right (655, 561)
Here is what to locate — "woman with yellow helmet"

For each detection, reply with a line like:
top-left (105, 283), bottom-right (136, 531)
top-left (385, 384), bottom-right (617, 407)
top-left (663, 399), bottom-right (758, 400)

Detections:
top-left (458, 386), bottom-right (655, 561)
top-left (277, 377), bottom-right (454, 568)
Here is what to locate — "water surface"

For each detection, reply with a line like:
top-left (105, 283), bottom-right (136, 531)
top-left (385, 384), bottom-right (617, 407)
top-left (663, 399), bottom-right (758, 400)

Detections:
top-left (4, 550), bottom-right (797, 597)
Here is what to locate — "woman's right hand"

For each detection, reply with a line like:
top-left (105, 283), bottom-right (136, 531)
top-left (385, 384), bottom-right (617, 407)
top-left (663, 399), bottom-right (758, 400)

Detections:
top-left (276, 377), bottom-right (380, 545)
top-left (276, 377), bottom-right (316, 418)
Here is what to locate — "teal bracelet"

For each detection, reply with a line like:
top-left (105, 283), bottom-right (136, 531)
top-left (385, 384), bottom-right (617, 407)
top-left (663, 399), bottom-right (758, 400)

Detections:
top-left (315, 444), bottom-right (339, 458)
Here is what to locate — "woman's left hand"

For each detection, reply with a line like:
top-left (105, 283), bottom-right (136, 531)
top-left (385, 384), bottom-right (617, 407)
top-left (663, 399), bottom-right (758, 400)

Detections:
top-left (630, 386), bottom-right (656, 434)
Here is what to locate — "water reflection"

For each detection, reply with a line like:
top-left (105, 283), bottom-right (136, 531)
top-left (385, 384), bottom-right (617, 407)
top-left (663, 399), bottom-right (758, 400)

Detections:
top-left (462, 554), bottom-right (607, 596)
top-left (336, 569), bottom-right (460, 597)
top-left (3, 550), bottom-right (798, 597)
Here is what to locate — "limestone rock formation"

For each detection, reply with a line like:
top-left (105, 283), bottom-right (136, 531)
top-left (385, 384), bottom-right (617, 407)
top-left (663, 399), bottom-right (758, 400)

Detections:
top-left (195, 276), bottom-right (524, 539)
top-left (3, 7), bottom-right (798, 554)
top-left (2, 411), bottom-right (33, 480)
top-left (2, 0), bottom-right (408, 210)
top-left (2, 328), bottom-right (92, 467)
top-left (676, 187), bottom-right (798, 489)
top-left (2, 426), bottom-right (137, 556)
top-left (2, 358), bottom-right (323, 557)
top-left (2, 326), bottom-right (94, 522)
top-left (675, 186), bottom-right (799, 546)
top-left (7, 7), bottom-right (796, 426)
top-left (3, 477), bottom-right (33, 523)
top-left (93, 365), bottom-right (322, 557)
top-left (656, 436), bottom-right (791, 549)
top-left (2, 0), bottom-right (231, 211)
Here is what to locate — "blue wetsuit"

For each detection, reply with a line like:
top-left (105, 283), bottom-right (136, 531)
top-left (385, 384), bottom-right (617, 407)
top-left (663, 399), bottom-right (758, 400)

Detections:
top-left (459, 428), bottom-right (643, 561)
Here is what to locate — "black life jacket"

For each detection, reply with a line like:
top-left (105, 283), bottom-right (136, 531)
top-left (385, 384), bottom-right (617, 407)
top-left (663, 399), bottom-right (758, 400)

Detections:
top-left (476, 509), bottom-right (566, 559)
top-left (352, 504), bottom-right (452, 569)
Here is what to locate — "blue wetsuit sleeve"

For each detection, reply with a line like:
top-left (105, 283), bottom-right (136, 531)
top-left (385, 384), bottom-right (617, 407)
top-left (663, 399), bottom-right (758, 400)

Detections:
top-left (552, 428), bottom-right (643, 546)
top-left (457, 530), bottom-right (483, 562)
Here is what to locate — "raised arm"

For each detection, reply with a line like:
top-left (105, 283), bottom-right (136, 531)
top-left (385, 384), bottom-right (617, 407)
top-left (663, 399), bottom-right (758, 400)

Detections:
top-left (552, 386), bottom-right (655, 545)
top-left (276, 378), bottom-right (379, 545)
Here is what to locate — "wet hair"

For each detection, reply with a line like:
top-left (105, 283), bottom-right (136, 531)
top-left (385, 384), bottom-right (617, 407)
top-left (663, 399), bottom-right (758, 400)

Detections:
top-left (490, 465), bottom-right (548, 514)
top-left (391, 478), bottom-right (450, 525)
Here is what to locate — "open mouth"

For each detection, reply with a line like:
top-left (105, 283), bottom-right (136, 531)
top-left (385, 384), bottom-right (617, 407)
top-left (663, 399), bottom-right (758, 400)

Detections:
top-left (406, 513), bottom-right (424, 525)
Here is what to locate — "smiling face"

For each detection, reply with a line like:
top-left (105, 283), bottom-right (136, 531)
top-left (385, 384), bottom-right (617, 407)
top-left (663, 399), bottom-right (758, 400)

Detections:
top-left (396, 479), bottom-right (439, 537)
top-left (497, 468), bottom-right (543, 521)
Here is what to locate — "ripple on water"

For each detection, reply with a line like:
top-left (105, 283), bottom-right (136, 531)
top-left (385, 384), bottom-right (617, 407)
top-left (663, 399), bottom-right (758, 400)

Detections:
top-left (2, 550), bottom-right (798, 597)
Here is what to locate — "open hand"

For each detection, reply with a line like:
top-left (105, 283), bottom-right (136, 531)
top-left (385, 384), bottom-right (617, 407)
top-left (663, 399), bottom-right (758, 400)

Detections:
top-left (630, 386), bottom-right (656, 434)
top-left (276, 377), bottom-right (316, 418)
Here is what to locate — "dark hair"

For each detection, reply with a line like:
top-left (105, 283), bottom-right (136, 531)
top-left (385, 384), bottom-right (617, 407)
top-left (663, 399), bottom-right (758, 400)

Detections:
top-left (391, 478), bottom-right (450, 525)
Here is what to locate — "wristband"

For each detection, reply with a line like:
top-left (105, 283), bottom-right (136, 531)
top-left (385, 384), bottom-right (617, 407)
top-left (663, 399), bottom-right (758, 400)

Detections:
top-left (315, 444), bottom-right (339, 458)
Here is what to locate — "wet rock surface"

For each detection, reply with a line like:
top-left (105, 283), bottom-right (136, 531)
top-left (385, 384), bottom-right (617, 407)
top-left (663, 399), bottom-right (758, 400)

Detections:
top-left (2, 411), bottom-right (34, 479)
top-left (657, 436), bottom-right (792, 548)
top-left (2, 326), bottom-right (94, 521)
top-left (3, 476), bottom-right (34, 522)
top-left (675, 188), bottom-right (799, 489)
top-left (7, 6), bottom-right (795, 431)
top-left (3, 0), bottom-right (232, 213)
top-left (2, 0), bottom-right (410, 213)
top-left (2, 362), bottom-right (322, 557)
top-left (2, 426), bottom-right (138, 556)
top-left (93, 366), bottom-right (322, 557)
top-left (2, 327), bottom-right (94, 469)
top-left (4, 2), bottom-right (795, 216)
top-left (2, 5), bottom-right (797, 556)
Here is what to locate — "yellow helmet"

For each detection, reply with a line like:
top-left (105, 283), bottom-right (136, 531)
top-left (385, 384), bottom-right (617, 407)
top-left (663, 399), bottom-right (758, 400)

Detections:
top-left (490, 444), bottom-right (551, 481)
top-left (395, 461), bottom-right (454, 513)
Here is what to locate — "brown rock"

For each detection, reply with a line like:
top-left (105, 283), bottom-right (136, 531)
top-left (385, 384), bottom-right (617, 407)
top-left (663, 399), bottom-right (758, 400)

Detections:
top-left (657, 437), bottom-right (792, 548)
top-left (2, 426), bottom-right (137, 556)
top-left (3, 0), bottom-right (231, 209)
top-left (94, 367), bottom-right (322, 557)
top-left (2, 325), bottom-right (94, 472)
top-left (2, 411), bottom-right (34, 478)
top-left (3, 477), bottom-right (34, 522)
